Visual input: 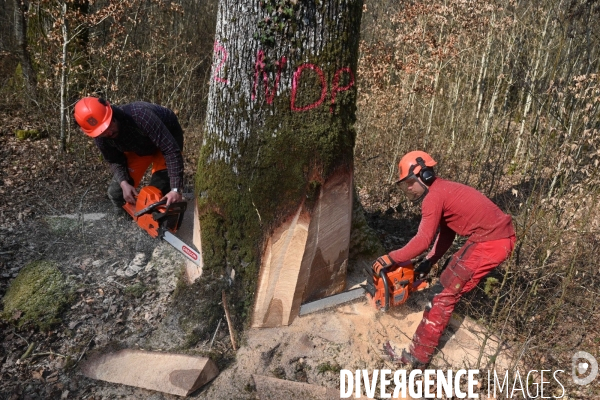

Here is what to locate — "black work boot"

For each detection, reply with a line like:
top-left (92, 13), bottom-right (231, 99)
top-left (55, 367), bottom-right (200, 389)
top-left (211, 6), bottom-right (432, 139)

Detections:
top-left (400, 349), bottom-right (428, 369)
top-left (107, 178), bottom-right (128, 208)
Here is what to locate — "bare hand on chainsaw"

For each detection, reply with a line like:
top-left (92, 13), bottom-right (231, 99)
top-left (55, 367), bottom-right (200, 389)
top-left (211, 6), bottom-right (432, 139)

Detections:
top-left (161, 190), bottom-right (183, 206)
top-left (372, 254), bottom-right (395, 274)
top-left (120, 181), bottom-right (139, 204)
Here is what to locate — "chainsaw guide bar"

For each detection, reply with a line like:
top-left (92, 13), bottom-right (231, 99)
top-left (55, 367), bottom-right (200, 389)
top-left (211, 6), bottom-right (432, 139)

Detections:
top-left (299, 261), bottom-right (429, 316)
top-left (123, 186), bottom-right (201, 265)
top-left (299, 288), bottom-right (366, 315)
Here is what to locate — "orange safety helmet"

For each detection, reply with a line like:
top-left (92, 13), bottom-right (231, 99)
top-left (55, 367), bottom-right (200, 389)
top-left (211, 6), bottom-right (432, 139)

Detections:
top-left (74, 97), bottom-right (113, 138)
top-left (396, 151), bottom-right (437, 183)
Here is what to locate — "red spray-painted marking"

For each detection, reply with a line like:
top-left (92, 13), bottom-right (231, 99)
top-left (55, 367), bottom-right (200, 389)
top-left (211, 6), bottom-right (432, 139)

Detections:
top-left (330, 67), bottom-right (354, 113)
top-left (213, 46), bottom-right (354, 113)
top-left (252, 50), bottom-right (287, 104)
top-left (213, 41), bottom-right (229, 84)
top-left (290, 64), bottom-right (327, 112)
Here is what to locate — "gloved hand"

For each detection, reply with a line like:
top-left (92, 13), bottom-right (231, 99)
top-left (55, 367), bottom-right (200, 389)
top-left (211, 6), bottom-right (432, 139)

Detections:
top-left (372, 255), bottom-right (395, 274)
top-left (414, 259), bottom-right (432, 279)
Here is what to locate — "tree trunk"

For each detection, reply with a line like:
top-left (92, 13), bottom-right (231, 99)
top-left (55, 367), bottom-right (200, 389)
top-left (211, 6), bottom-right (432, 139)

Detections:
top-left (196, 0), bottom-right (362, 328)
top-left (59, 2), bottom-right (68, 152)
top-left (13, 0), bottom-right (37, 102)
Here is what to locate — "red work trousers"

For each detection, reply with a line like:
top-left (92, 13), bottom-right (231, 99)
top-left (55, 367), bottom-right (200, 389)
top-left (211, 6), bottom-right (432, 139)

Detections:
top-left (409, 235), bottom-right (516, 364)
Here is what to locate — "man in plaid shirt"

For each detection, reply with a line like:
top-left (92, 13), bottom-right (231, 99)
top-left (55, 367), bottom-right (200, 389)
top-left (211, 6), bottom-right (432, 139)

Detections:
top-left (74, 97), bottom-right (184, 207)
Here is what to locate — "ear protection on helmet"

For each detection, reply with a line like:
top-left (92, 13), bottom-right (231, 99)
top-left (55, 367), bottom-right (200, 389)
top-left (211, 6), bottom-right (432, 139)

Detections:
top-left (416, 157), bottom-right (435, 185)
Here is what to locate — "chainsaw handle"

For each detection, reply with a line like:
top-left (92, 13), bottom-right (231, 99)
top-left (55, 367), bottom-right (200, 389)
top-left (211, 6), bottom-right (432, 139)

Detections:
top-left (379, 269), bottom-right (391, 312)
top-left (134, 199), bottom-right (167, 217)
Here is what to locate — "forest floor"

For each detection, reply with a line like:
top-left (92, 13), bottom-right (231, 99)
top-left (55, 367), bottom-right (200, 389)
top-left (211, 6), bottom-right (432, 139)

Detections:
top-left (1, 106), bottom-right (514, 400)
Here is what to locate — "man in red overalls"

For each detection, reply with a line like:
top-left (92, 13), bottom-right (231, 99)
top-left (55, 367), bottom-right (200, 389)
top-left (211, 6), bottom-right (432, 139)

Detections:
top-left (74, 97), bottom-right (184, 207)
top-left (372, 150), bottom-right (516, 367)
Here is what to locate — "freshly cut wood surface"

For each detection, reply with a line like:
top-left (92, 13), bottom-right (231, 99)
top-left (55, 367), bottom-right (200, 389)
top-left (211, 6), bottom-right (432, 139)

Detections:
top-left (252, 170), bottom-right (353, 328)
top-left (252, 206), bottom-right (310, 327)
top-left (300, 170), bottom-right (353, 303)
top-left (184, 199), bottom-right (203, 283)
top-left (80, 349), bottom-right (218, 397)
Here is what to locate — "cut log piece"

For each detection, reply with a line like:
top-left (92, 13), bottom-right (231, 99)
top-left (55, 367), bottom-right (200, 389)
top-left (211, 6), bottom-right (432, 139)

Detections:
top-left (252, 374), bottom-right (364, 399)
top-left (80, 349), bottom-right (218, 397)
top-left (252, 170), bottom-right (353, 327)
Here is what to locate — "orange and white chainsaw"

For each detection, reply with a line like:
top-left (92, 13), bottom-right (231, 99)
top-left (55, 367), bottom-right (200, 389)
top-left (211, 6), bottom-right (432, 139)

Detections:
top-left (122, 186), bottom-right (201, 266)
top-left (299, 260), bottom-right (428, 315)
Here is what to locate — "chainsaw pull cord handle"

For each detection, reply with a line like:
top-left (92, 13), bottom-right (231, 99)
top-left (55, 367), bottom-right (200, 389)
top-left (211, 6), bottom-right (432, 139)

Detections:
top-left (134, 199), bottom-right (167, 217)
top-left (379, 268), bottom-right (391, 311)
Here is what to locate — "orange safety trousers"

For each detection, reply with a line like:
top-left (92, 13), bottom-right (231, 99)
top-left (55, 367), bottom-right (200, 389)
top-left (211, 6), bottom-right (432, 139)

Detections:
top-left (124, 151), bottom-right (167, 187)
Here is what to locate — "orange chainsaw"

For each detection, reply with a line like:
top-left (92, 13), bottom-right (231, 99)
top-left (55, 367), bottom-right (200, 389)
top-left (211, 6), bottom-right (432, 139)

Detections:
top-left (299, 260), bottom-right (428, 315)
top-left (122, 186), bottom-right (201, 265)
top-left (364, 260), bottom-right (429, 311)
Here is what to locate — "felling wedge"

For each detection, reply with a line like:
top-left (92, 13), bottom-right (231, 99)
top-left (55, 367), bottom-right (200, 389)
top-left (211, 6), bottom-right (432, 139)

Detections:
top-left (299, 260), bottom-right (428, 315)
top-left (122, 186), bottom-right (201, 265)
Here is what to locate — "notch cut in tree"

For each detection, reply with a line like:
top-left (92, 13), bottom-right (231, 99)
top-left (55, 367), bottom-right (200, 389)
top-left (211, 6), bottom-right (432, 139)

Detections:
top-left (195, 0), bottom-right (363, 328)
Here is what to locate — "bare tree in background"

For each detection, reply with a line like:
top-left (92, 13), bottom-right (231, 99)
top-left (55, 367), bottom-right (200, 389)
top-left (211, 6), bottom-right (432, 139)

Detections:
top-left (12, 0), bottom-right (37, 102)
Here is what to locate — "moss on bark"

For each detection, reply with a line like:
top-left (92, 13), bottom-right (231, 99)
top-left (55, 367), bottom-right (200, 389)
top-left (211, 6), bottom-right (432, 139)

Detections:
top-left (193, 0), bottom-right (363, 333)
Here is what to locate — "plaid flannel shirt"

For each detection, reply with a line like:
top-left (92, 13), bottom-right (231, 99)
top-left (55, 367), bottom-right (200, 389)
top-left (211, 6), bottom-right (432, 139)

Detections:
top-left (94, 102), bottom-right (184, 190)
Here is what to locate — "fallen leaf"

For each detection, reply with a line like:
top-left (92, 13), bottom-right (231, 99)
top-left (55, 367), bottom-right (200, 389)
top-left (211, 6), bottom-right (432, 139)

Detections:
top-left (32, 369), bottom-right (44, 382)
top-left (12, 310), bottom-right (22, 320)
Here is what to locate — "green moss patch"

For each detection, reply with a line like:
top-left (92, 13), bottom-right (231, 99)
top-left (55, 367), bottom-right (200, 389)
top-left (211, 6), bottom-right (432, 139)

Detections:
top-left (317, 361), bottom-right (341, 375)
top-left (15, 129), bottom-right (43, 141)
top-left (1, 261), bottom-right (73, 331)
top-left (124, 282), bottom-right (147, 298)
top-left (349, 189), bottom-right (385, 259)
top-left (484, 277), bottom-right (500, 298)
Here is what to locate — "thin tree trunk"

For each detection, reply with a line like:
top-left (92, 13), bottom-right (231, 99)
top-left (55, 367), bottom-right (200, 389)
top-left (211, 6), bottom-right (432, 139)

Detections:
top-left (13, 0), bottom-right (37, 102)
top-left (449, 75), bottom-right (461, 151)
top-left (513, 6), bottom-right (554, 163)
top-left (481, 28), bottom-right (517, 150)
top-left (388, 71), bottom-right (420, 182)
top-left (425, 24), bottom-right (443, 146)
top-left (59, 2), bottom-right (68, 151)
top-left (475, 18), bottom-right (494, 124)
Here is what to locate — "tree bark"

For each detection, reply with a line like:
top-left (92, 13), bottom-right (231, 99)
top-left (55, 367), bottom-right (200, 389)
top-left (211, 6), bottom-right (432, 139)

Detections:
top-left (197, 0), bottom-right (362, 328)
top-left (13, 0), bottom-right (37, 102)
